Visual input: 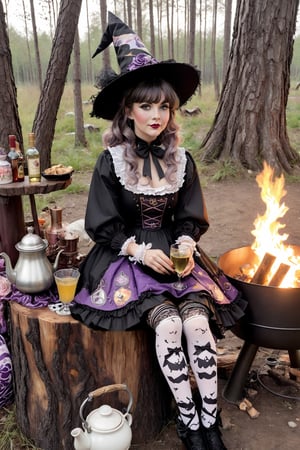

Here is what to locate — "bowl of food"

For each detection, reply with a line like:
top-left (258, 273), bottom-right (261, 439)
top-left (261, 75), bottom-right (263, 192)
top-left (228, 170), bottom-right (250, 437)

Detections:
top-left (42, 164), bottom-right (74, 181)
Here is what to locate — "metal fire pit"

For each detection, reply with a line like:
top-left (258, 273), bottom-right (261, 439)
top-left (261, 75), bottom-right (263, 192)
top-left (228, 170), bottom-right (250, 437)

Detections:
top-left (218, 245), bottom-right (300, 403)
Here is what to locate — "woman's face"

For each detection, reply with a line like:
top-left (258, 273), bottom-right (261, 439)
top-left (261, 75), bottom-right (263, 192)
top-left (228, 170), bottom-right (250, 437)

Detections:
top-left (127, 97), bottom-right (170, 143)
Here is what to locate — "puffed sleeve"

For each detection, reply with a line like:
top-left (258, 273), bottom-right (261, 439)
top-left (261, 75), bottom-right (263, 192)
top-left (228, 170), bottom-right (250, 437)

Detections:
top-left (173, 151), bottom-right (209, 241)
top-left (85, 150), bottom-right (128, 250)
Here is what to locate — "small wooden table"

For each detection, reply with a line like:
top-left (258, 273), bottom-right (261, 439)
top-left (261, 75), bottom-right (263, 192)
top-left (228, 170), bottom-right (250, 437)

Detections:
top-left (0, 176), bottom-right (71, 265)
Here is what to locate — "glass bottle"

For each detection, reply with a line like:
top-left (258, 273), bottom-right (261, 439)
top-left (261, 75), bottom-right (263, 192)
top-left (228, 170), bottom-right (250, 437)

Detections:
top-left (8, 134), bottom-right (19, 182)
top-left (15, 140), bottom-right (25, 182)
top-left (26, 132), bottom-right (41, 182)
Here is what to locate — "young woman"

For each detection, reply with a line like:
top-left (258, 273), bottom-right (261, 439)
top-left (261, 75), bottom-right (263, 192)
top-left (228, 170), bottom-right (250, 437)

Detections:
top-left (72, 12), bottom-right (246, 450)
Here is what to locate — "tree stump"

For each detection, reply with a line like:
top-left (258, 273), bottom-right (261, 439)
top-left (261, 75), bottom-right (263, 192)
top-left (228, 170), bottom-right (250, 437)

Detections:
top-left (9, 302), bottom-right (172, 450)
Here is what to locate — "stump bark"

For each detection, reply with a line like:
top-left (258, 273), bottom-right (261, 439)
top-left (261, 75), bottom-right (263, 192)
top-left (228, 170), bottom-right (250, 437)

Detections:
top-left (9, 302), bottom-right (171, 450)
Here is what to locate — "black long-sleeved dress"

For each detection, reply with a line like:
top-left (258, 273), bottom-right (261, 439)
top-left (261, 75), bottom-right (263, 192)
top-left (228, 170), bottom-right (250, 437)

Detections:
top-left (71, 145), bottom-right (245, 334)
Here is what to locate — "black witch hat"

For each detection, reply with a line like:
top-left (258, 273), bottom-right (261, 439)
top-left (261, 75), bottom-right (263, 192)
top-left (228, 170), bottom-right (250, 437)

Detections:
top-left (91, 12), bottom-right (200, 120)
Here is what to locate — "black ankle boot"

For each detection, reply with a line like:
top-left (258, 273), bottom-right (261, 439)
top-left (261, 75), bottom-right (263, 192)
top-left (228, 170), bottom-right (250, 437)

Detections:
top-left (203, 422), bottom-right (227, 450)
top-left (176, 418), bottom-right (207, 450)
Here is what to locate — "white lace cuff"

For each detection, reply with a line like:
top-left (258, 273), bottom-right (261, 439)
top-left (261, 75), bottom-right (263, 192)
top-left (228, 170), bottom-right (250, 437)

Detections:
top-left (129, 242), bottom-right (152, 264)
top-left (118, 236), bottom-right (136, 256)
top-left (175, 235), bottom-right (197, 253)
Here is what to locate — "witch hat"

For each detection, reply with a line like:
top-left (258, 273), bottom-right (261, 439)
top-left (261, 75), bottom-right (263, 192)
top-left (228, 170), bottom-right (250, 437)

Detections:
top-left (91, 11), bottom-right (200, 120)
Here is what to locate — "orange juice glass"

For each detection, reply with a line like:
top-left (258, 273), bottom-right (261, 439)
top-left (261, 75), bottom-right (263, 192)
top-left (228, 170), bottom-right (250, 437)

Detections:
top-left (54, 268), bottom-right (80, 315)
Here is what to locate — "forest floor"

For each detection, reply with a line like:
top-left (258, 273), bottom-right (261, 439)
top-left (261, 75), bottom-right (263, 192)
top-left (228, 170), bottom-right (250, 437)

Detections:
top-left (1, 167), bottom-right (300, 449)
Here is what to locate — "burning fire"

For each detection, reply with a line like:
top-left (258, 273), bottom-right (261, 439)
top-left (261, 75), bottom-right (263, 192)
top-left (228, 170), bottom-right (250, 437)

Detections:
top-left (248, 162), bottom-right (300, 287)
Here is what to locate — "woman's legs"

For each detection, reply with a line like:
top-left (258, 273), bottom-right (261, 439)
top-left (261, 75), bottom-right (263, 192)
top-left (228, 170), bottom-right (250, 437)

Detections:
top-left (148, 301), bottom-right (208, 449)
top-left (180, 304), bottom-right (217, 428)
top-left (180, 300), bottom-right (227, 450)
top-left (148, 302), bottom-right (200, 430)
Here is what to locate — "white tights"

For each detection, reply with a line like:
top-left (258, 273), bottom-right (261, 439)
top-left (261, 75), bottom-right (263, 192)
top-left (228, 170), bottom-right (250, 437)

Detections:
top-left (155, 313), bottom-right (217, 429)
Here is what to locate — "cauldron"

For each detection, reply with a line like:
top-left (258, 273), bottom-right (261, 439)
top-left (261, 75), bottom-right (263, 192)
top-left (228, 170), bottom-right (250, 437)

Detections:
top-left (218, 246), bottom-right (300, 403)
top-left (218, 245), bottom-right (300, 349)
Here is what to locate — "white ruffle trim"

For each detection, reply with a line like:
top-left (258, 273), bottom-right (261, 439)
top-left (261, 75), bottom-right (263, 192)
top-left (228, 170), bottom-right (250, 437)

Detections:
top-left (175, 235), bottom-right (197, 253)
top-left (118, 236), bottom-right (136, 256)
top-left (129, 242), bottom-right (153, 264)
top-left (108, 145), bottom-right (186, 195)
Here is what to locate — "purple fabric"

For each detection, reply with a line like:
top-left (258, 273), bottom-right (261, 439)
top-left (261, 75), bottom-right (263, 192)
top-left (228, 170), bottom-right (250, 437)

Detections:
top-left (0, 259), bottom-right (60, 334)
top-left (0, 334), bottom-right (13, 408)
top-left (75, 257), bottom-right (239, 312)
top-left (0, 259), bottom-right (60, 409)
top-left (0, 286), bottom-right (59, 336)
top-left (2, 285), bottom-right (58, 308)
top-left (0, 303), bottom-right (7, 334)
top-left (0, 258), bottom-right (59, 307)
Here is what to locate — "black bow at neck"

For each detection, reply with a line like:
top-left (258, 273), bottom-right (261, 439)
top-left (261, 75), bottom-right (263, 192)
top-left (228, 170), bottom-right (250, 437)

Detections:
top-left (135, 137), bottom-right (165, 180)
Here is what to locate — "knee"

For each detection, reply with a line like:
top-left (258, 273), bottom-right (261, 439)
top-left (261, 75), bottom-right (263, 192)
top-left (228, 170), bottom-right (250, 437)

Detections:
top-left (156, 316), bottom-right (183, 338)
top-left (182, 313), bottom-right (209, 335)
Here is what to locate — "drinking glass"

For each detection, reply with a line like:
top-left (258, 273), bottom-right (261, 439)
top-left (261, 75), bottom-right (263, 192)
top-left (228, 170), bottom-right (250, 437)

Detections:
top-left (170, 243), bottom-right (191, 291)
top-left (54, 268), bottom-right (80, 315)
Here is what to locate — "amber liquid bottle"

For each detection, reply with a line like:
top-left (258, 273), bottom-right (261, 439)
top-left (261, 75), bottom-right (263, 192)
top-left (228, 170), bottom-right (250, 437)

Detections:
top-left (15, 140), bottom-right (25, 182)
top-left (8, 134), bottom-right (19, 182)
top-left (26, 132), bottom-right (41, 182)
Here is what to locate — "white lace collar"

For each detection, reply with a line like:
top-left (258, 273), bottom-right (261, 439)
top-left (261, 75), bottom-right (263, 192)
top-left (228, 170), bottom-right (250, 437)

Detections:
top-left (108, 145), bottom-right (186, 195)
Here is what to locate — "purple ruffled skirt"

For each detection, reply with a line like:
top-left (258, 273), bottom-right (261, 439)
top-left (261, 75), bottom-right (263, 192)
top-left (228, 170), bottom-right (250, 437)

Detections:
top-left (72, 257), bottom-right (247, 334)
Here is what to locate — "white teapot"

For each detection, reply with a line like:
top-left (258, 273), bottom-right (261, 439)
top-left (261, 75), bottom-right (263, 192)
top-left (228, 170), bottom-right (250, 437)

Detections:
top-left (71, 384), bottom-right (133, 450)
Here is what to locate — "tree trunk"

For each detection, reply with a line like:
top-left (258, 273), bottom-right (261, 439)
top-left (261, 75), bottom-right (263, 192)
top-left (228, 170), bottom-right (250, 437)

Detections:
top-left (136, 0), bottom-right (142, 40)
top-left (73, 28), bottom-right (87, 148)
top-left (126, 0), bottom-right (132, 27)
top-left (156, 0), bottom-right (164, 60)
top-left (149, 0), bottom-right (155, 55)
top-left (29, 0), bottom-right (43, 91)
top-left (100, 0), bottom-right (110, 69)
top-left (21, 0), bottom-right (34, 83)
top-left (0, 0), bottom-right (23, 152)
top-left (9, 302), bottom-right (171, 450)
top-left (189, 0), bottom-right (196, 65)
top-left (85, 0), bottom-right (93, 83)
top-left (201, 0), bottom-right (300, 174)
top-left (202, 0), bottom-right (208, 82)
top-left (211, 0), bottom-right (220, 99)
top-left (198, 0), bottom-right (202, 75)
top-left (223, 0), bottom-right (232, 84)
top-left (32, 0), bottom-right (83, 171)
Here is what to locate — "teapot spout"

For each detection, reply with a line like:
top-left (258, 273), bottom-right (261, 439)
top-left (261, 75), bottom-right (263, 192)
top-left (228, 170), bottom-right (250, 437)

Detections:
top-left (71, 427), bottom-right (90, 450)
top-left (0, 252), bottom-right (16, 284)
top-left (52, 248), bottom-right (64, 272)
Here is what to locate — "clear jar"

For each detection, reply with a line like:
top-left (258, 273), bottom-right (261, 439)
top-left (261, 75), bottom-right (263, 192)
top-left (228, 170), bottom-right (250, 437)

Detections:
top-left (0, 159), bottom-right (13, 184)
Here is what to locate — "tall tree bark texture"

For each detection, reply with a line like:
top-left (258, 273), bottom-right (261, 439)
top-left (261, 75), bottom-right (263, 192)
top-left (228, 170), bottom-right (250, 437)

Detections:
top-left (0, 0), bottom-right (23, 151)
top-left (201, 0), bottom-right (300, 174)
top-left (29, 0), bottom-right (43, 91)
top-left (32, 0), bottom-right (83, 170)
top-left (73, 28), bottom-right (87, 148)
top-left (223, 0), bottom-right (232, 84)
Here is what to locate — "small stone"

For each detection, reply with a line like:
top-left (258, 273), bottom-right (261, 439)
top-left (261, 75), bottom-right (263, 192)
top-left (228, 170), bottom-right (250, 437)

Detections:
top-left (287, 421), bottom-right (298, 428)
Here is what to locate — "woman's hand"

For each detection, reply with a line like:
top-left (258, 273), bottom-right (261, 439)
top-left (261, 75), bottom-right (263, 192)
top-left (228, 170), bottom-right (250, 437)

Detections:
top-left (180, 255), bottom-right (195, 277)
top-left (143, 249), bottom-right (174, 274)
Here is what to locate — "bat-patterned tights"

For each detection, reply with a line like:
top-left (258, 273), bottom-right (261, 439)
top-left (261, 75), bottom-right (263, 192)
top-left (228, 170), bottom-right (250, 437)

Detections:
top-left (147, 299), bottom-right (218, 431)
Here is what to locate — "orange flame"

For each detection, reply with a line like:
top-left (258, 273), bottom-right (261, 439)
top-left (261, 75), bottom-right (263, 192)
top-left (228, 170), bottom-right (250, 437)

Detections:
top-left (250, 162), bottom-right (300, 287)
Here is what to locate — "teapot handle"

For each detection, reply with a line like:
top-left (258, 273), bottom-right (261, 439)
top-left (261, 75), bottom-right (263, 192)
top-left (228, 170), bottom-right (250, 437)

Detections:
top-left (80, 384), bottom-right (133, 431)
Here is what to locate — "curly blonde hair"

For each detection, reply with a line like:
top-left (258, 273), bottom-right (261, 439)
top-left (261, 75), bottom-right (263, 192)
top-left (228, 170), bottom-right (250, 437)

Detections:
top-left (102, 79), bottom-right (181, 185)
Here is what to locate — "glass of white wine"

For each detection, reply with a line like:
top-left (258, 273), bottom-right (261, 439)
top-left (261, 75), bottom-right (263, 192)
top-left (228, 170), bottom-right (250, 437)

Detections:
top-left (170, 243), bottom-right (191, 291)
top-left (54, 268), bottom-right (80, 315)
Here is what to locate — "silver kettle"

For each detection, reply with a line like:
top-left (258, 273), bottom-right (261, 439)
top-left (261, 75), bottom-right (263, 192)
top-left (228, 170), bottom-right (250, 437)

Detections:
top-left (0, 226), bottom-right (63, 294)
